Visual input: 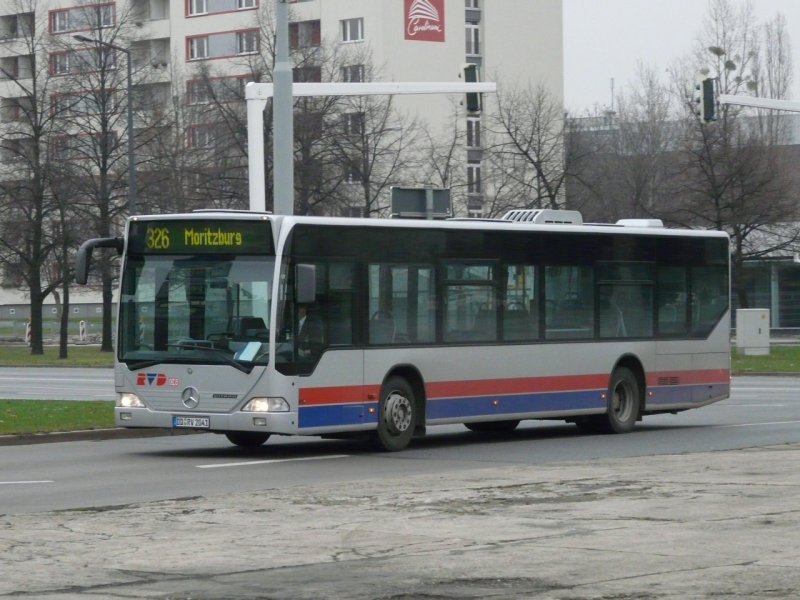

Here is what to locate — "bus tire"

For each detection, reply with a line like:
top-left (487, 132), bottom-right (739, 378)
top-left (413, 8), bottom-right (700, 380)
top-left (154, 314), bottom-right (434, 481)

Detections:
top-left (225, 431), bottom-right (271, 448)
top-left (464, 420), bottom-right (520, 433)
top-left (581, 366), bottom-right (641, 434)
top-left (605, 366), bottom-right (640, 433)
top-left (374, 376), bottom-right (416, 452)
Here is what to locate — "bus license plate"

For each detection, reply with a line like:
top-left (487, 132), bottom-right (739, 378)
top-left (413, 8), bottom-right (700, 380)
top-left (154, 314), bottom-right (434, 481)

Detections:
top-left (172, 415), bottom-right (210, 429)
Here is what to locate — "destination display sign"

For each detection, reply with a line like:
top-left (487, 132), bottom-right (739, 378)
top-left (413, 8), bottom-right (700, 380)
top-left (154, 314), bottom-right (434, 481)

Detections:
top-left (128, 220), bottom-right (273, 255)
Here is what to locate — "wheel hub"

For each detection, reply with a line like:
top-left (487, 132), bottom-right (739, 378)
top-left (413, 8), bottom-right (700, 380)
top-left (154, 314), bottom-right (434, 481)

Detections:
top-left (384, 392), bottom-right (412, 434)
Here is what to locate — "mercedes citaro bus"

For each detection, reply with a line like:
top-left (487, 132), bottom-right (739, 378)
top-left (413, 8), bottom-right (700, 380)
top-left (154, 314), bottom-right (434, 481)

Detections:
top-left (76, 209), bottom-right (730, 451)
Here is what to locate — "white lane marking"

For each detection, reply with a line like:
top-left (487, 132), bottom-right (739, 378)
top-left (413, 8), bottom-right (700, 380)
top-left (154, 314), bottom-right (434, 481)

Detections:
top-left (713, 420), bottom-right (800, 429)
top-left (720, 404), bottom-right (786, 407)
top-left (733, 387), bottom-right (800, 392)
top-left (0, 480), bottom-right (54, 485)
top-left (197, 454), bottom-right (349, 469)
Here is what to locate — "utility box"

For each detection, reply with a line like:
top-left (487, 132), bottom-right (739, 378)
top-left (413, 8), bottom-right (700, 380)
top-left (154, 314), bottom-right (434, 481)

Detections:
top-left (736, 309), bottom-right (770, 356)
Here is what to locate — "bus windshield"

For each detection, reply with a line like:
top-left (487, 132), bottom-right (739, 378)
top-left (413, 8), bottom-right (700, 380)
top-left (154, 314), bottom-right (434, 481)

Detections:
top-left (118, 254), bottom-right (275, 370)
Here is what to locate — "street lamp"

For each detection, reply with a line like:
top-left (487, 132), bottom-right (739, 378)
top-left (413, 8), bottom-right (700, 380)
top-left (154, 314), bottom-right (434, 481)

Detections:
top-left (73, 34), bottom-right (137, 215)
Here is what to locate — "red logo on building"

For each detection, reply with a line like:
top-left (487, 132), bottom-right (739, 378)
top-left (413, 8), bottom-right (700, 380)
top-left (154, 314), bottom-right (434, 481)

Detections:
top-left (405, 0), bottom-right (445, 42)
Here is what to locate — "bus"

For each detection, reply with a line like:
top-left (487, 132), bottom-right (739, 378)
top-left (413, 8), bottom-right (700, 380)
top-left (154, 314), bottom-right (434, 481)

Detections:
top-left (76, 209), bottom-right (730, 451)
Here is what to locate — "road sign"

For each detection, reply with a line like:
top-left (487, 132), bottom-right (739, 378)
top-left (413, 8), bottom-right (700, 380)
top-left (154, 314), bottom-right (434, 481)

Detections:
top-left (391, 186), bottom-right (451, 219)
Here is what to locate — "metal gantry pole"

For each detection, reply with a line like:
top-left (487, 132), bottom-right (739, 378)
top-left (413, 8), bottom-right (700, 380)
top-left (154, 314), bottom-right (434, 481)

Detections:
top-left (124, 48), bottom-right (136, 215)
top-left (272, 0), bottom-right (294, 215)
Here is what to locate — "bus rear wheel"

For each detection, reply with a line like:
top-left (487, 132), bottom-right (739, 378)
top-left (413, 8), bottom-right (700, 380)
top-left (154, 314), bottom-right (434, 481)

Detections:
top-left (374, 377), bottom-right (416, 452)
top-left (465, 420), bottom-right (520, 433)
top-left (225, 431), bottom-right (271, 448)
top-left (576, 367), bottom-right (640, 434)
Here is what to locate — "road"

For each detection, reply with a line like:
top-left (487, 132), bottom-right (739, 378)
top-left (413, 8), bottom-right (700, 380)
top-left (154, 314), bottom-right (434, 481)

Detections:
top-left (0, 376), bottom-right (797, 515)
top-left (0, 367), bottom-right (113, 400)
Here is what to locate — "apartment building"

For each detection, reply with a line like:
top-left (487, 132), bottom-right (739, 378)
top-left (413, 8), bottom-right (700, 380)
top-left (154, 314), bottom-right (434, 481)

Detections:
top-left (0, 0), bottom-right (564, 217)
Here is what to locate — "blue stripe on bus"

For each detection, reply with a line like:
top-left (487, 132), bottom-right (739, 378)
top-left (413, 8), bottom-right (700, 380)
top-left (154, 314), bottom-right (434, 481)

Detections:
top-left (298, 403), bottom-right (379, 428)
top-left (648, 382), bottom-right (730, 405)
top-left (426, 389), bottom-right (605, 420)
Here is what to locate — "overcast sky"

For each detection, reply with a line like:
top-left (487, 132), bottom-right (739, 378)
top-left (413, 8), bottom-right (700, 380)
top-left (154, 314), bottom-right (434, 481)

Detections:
top-left (563, 0), bottom-right (800, 112)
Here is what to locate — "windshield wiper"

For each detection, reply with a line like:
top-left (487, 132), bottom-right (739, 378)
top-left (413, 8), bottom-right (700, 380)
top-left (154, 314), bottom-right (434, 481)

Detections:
top-left (167, 342), bottom-right (254, 374)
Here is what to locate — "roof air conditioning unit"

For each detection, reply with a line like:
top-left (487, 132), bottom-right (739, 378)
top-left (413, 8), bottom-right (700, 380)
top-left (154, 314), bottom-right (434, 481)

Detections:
top-left (501, 209), bottom-right (583, 225)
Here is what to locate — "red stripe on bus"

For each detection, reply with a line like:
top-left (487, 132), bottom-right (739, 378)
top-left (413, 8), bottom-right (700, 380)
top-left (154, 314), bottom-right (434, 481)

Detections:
top-left (425, 374), bottom-right (609, 399)
top-left (299, 385), bottom-right (381, 406)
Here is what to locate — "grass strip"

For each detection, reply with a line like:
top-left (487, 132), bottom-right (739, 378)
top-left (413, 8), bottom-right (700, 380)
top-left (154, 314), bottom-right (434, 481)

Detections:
top-left (0, 400), bottom-right (115, 435)
top-left (731, 345), bottom-right (800, 374)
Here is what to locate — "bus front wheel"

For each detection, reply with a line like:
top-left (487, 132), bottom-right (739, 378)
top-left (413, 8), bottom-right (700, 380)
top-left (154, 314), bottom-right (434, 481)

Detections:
top-left (374, 377), bottom-right (416, 452)
top-left (225, 431), bottom-right (271, 448)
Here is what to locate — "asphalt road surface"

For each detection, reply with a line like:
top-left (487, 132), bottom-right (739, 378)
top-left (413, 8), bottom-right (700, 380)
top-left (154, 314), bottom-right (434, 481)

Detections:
top-left (1, 376), bottom-right (797, 515)
top-left (0, 367), bottom-right (113, 400)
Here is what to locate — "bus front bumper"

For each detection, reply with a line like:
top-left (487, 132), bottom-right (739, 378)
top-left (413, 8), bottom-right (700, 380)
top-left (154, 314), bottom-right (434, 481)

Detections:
top-left (115, 407), bottom-right (298, 435)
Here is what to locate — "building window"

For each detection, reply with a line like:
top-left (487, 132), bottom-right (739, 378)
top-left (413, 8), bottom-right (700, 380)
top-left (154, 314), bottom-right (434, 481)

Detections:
top-left (237, 30), bottom-right (259, 54)
top-left (465, 0), bottom-right (480, 7)
top-left (51, 10), bottom-right (69, 32)
top-left (344, 163), bottom-right (362, 183)
top-left (289, 20), bottom-right (320, 49)
top-left (340, 17), bottom-right (364, 42)
top-left (466, 117), bottom-right (480, 148)
top-left (188, 36), bottom-right (209, 60)
top-left (238, 0), bottom-right (257, 8)
top-left (293, 65), bottom-right (321, 82)
top-left (188, 125), bottom-right (215, 149)
top-left (467, 163), bottom-right (481, 194)
top-left (341, 64), bottom-right (365, 82)
top-left (50, 52), bottom-right (70, 75)
top-left (49, 4), bottom-right (115, 34)
top-left (466, 22), bottom-right (480, 55)
top-left (187, 81), bottom-right (211, 105)
top-left (188, 0), bottom-right (207, 15)
top-left (344, 112), bottom-right (364, 136)
top-left (98, 4), bottom-right (114, 27)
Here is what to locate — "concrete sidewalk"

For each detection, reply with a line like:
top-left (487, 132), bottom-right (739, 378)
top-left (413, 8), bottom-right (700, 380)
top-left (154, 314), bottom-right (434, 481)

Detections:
top-left (2, 443), bottom-right (799, 599)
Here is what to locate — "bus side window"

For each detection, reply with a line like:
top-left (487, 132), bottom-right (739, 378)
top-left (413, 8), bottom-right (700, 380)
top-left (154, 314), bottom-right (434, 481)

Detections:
top-left (657, 267), bottom-right (689, 336)
top-left (504, 264), bottom-right (538, 341)
top-left (691, 266), bottom-right (728, 335)
top-left (368, 264), bottom-right (435, 345)
top-left (545, 265), bottom-right (594, 340)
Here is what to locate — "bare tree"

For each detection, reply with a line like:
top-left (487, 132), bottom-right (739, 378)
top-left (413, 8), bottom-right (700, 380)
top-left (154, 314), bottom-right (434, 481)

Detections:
top-left (487, 79), bottom-right (569, 210)
top-left (0, 1), bottom-right (74, 354)
top-left (674, 0), bottom-right (799, 308)
top-left (52, 2), bottom-right (141, 351)
top-left (569, 63), bottom-right (683, 223)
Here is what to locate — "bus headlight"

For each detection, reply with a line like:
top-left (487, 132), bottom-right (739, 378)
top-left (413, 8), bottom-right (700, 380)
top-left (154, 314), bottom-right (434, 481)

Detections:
top-left (242, 397), bottom-right (289, 412)
top-left (117, 393), bottom-right (145, 408)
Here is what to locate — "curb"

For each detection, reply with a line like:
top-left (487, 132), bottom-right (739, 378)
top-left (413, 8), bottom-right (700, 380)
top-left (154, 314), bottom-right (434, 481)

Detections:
top-left (0, 427), bottom-right (200, 447)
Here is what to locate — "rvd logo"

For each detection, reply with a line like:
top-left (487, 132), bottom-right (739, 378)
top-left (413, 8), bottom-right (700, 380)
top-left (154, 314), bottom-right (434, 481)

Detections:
top-left (136, 373), bottom-right (180, 387)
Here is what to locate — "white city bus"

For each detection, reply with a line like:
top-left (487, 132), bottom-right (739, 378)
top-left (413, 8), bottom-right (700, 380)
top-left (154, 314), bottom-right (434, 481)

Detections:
top-left (76, 209), bottom-right (730, 451)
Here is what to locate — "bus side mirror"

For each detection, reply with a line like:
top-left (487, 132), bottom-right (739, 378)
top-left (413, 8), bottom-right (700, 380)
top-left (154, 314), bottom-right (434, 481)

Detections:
top-left (75, 237), bottom-right (124, 285)
top-left (295, 264), bottom-right (316, 304)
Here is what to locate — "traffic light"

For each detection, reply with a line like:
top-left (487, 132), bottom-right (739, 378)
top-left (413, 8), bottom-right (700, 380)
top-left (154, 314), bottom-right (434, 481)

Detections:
top-left (696, 77), bottom-right (717, 122)
top-left (462, 63), bottom-right (481, 114)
